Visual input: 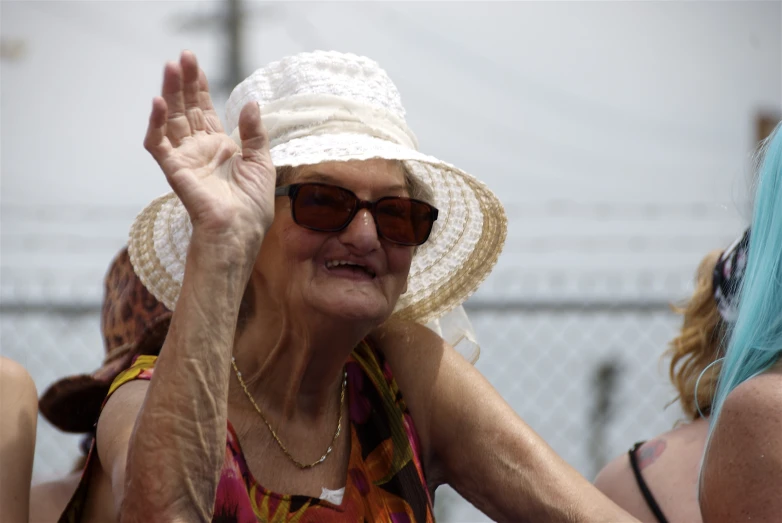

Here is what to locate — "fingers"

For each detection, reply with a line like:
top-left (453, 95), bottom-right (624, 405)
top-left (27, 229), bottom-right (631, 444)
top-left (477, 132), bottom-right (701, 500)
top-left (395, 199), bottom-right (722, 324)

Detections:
top-left (238, 101), bottom-right (270, 163)
top-left (180, 50), bottom-right (206, 133)
top-left (198, 68), bottom-right (224, 133)
top-left (150, 50), bottom-right (222, 155)
top-left (143, 97), bottom-right (173, 159)
top-left (161, 60), bottom-right (191, 146)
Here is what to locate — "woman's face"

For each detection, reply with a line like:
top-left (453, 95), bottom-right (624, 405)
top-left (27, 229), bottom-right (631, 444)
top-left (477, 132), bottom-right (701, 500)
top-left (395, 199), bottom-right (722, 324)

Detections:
top-left (254, 159), bottom-right (416, 325)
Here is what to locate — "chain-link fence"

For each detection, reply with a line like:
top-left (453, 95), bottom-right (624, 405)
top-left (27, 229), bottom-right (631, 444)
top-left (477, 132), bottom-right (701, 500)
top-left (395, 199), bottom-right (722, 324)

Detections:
top-left (439, 301), bottom-right (683, 521)
top-left (466, 302), bottom-right (682, 475)
top-left (0, 297), bottom-right (685, 521)
top-left (0, 194), bottom-right (728, 521)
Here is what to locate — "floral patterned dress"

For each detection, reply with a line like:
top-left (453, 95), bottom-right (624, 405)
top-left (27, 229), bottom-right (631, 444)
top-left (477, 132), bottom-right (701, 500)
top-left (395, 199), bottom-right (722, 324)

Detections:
top-left (59, 341), bottom-right (435, 523)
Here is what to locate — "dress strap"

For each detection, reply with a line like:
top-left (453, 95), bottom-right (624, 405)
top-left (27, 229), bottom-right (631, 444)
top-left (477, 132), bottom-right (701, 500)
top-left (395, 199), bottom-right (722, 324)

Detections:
top-left (628, 442), bottom-right (670, 523)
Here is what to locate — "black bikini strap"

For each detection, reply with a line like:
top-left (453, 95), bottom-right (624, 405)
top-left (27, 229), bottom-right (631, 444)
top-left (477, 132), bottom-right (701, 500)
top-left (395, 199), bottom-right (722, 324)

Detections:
top-left (628, 442), bottom-right (670, 523)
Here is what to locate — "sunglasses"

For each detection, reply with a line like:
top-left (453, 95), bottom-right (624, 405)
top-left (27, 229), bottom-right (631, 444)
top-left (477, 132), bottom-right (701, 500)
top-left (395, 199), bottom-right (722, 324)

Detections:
top-left (713, 228), bottom-right (750, 302)
top-left (274, 183), bottom-right (439, 246)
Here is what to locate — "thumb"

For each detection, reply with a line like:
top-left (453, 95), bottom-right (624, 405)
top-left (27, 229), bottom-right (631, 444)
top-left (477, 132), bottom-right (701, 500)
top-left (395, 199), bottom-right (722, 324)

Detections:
top-left (238, 101), bottom-right (270, 163)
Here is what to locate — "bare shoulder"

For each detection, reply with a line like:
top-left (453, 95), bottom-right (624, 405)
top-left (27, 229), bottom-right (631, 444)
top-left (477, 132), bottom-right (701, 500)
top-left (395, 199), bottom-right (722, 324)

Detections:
top-left (92, 379), bottom-right (151, 518)
top-left (700, 369), bottom-right (782, 521)
top-left (369, 319), bottom-right (483, 410)
top-left (370, 319), bottom-right (445, 367)
top-left (0, 356), bottom-right (37, 398)
top-left (715, 369), bottom-right (782, 434)
top-left (593, 443), bottom-right (661, 521)
top-left (369, 319), bottom-right (484, 485)
top-left (593, 450), bottom-right (634, 496)
top-left (368, 321), bottom-right (447, 441)
top-left (96, 379), bottom-right (150, 469)
top-left (368, 319), bottom-right (450, 407)
top-left (705, 369), bottom-right (782, 469)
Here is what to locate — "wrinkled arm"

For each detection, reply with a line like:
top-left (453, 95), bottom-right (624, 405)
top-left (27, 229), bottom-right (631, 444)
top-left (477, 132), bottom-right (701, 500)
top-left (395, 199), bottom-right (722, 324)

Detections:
top-left (115, 243), bottom-right (252, 523)
top-left (116, 48), bottom-right (271, 522)
top-left (699, 373), bottom-right (782, 522)
top-left (372, 321), bottom-right (637, 522)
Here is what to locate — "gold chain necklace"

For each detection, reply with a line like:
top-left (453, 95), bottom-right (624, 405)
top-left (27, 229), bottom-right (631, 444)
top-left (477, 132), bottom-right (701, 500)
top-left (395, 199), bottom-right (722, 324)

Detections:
top-left (230, 356), bottom-right (347, 470)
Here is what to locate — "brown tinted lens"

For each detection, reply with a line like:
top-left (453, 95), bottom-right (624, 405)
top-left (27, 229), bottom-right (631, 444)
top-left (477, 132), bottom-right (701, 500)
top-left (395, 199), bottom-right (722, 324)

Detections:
top-left (375, 198), bottom-right (434, 245)
top-left (293, 184), bottom-right (356, 231)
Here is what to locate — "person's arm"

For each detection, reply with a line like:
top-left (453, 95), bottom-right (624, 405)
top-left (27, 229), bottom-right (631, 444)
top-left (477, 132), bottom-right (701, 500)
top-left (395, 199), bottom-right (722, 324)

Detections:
top-left (371, 320), bottom-right (638, 522)
top-left (699, 371), bottom-right (782, 522)
top-left (115, 247), bottom-right (252, 522)
top-left (99, 50), bottom-right (275, 523)
top-left (0, 357), bottom-right (38, 523)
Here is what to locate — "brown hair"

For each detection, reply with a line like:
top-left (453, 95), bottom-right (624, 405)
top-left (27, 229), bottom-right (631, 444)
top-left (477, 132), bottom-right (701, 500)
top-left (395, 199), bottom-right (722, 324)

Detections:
top-left (665, 249), bottom-right (725, 420)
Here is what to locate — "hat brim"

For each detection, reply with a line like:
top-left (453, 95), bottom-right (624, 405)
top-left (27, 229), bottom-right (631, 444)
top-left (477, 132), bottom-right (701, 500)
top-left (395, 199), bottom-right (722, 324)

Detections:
top-left (129, 134), bottom-right (506, 325)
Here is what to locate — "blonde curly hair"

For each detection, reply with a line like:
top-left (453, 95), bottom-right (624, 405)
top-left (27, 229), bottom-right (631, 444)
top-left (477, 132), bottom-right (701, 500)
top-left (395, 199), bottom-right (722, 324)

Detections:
top-left (665, 249), bottom-right (725, 420)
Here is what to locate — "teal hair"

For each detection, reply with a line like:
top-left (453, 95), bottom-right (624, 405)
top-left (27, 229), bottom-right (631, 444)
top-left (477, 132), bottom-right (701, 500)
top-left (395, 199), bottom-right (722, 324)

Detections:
top-left (707, 122), bottom-right (782, 439)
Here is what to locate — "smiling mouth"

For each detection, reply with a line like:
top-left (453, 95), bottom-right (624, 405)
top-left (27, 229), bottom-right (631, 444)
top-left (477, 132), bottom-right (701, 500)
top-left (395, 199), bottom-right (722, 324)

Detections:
top-left (325, 260), bottom-right (377, 279)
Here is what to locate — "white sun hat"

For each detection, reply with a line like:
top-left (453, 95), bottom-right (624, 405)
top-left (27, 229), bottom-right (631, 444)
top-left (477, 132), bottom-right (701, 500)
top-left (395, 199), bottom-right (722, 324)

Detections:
top-left (128, 50), bottom-right (506, 333)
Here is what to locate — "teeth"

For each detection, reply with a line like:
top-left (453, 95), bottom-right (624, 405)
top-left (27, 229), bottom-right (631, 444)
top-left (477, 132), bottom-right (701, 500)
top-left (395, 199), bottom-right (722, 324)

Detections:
top-left (326, 260), bottom-right (361, 269)
top-left (325, 260), bottom-right (376, 277)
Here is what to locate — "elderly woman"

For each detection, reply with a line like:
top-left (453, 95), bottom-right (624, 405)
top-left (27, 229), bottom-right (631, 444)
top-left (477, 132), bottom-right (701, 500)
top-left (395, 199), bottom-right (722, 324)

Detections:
top-left (58, 50), bottom-right (633, 522)
top-left (699, 124), bottom-right (782, 521)
top-left (594, 231), bottom-right (747, 523)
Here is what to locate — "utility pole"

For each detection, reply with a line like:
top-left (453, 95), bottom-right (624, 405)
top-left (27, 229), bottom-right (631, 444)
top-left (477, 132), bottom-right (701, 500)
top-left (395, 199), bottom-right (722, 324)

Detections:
top-left (178, 2), bottom-right (325, 95)
top-left (588, 357), bottom-right (621, 480)
top-left (225, 0), bottom-right (243, 89)
top-left (177, 0), bottom-right (282, 95)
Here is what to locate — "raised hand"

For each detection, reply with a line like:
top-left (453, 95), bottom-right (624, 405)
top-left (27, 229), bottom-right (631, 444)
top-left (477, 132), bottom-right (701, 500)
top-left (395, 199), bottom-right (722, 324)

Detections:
top-left (143, 51), bottom-right (276, 253)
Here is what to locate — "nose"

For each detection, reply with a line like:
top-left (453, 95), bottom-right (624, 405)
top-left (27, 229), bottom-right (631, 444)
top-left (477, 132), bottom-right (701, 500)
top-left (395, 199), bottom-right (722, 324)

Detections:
top-left (338, 208), bottom-right (381, 253)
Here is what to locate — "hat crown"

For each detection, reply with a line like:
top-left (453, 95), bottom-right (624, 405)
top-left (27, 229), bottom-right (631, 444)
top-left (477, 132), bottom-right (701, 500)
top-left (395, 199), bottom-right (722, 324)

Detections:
top-left (225, 51), bottom-right (407, 131)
